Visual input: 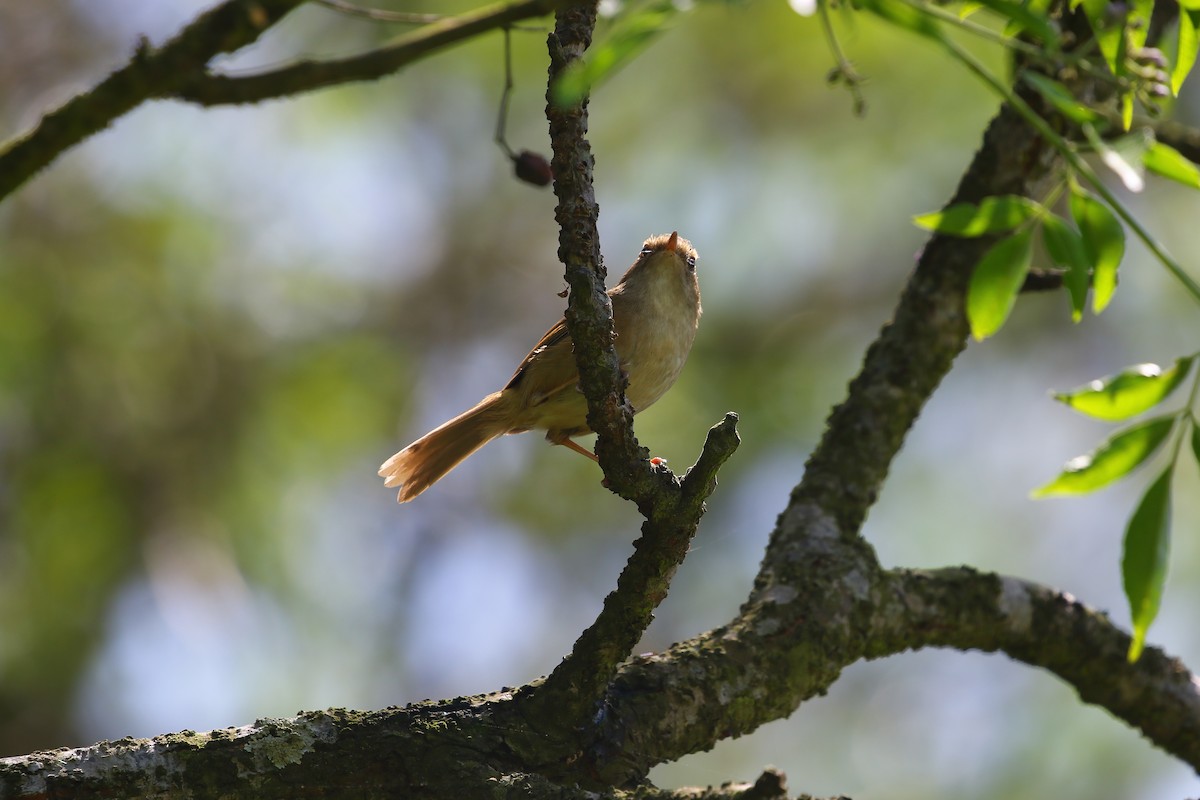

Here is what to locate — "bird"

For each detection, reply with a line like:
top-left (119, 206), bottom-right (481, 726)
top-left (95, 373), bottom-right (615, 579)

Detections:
top-left (379, 231), bottom-right (702, 503)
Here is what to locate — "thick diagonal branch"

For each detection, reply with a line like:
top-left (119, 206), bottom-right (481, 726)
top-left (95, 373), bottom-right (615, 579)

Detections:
top-left (578, 98), bottom-right (1066, 784)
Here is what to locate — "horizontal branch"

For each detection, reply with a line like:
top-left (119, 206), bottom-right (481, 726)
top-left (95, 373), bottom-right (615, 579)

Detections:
top-left (879, 567), bottom-right (1200, 767)
top-left (0, 0), bottom-right (304, 201)
top-left (175, 0), bottom-right (571, 106)
top-left (0, 723), bottom-right (817, 800)
top-left (0, 0), bottom-right (569, 204)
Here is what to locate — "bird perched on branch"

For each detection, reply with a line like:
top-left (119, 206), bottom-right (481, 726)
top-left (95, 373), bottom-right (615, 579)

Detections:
top-left (379, 231), bottom-right (702, 502)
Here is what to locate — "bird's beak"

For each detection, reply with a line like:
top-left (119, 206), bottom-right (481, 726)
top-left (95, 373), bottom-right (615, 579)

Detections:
top-left (666, 231), bottom-right (678, 251)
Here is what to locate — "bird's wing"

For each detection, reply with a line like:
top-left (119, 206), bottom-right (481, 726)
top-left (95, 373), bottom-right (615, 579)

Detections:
top-left (503, 318), bottom-right (580, 403)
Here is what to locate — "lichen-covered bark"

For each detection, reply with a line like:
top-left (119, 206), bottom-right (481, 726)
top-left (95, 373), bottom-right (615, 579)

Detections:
top-left (515, 1), bottom-right (739, 757)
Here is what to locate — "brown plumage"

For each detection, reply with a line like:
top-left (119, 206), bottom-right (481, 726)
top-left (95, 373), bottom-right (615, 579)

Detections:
top-left (379, 231), bottom-right (701, 502)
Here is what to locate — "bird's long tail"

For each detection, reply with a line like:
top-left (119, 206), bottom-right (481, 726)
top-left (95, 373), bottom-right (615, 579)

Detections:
top-left (379, 392), bottom-right (509, 503)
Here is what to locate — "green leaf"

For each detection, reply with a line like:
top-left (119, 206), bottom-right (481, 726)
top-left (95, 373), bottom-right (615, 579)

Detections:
top-left (857, 0), bottom-right (944, 39)
top-left (1123, 466), bottom-right (1173, 662)
top-left (913, 196), bottom-right (1042, 236)
top-left (552, 3), bottom-right (678, 107)
top-left (1127, 0), bottom-right (1154, 51)
top-left (973, 0), bottom-right (1061, 45)
top-left (1053, 358), bottom-right (1193, 420)
top-left (1080, 0), bottom-right (1127, 78)
top-left (1021, 72), bottom-right (1102, 123)
top-left (1143, 142), bottom-right (1200, 189)
top-left (1041, 214), bottom-right (1090, 321)
top-left (1070, 186), bottom-right (1124, 313)
top-left (1172, 9), bottom-right (1199, 95)
top-left (1192, 418), bottom-right (1200, 468)
top-left (1032, 415), bottom-right (1175, 497)
top-left (966, 228), bottom-right (1034, 340)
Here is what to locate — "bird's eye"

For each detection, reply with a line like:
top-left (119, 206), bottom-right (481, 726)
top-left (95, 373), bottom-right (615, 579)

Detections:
top-left (640, 247), bottom-right (653, 257)
top-left (686, 255), bottom-right (697, 270)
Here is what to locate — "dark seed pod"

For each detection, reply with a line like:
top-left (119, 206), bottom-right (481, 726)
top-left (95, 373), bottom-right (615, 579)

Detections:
top-left (513, 150), bottom-right (553, 187)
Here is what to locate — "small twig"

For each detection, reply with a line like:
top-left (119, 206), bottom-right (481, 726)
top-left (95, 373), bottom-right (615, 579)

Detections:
top-left (1020, 267), bottom-right (1066, 292)
top-left (679, 413), bottom-right (741, 510)
top-left (818, 0), bottom-right (866, 116)
top-left (495, 26), bottom-right (516, 159)
top-left (312, 0), bottom-right (442, 24)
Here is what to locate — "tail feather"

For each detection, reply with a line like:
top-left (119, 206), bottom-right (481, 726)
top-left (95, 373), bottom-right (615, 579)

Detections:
top-left (379, 393), bottom-right (508, 503)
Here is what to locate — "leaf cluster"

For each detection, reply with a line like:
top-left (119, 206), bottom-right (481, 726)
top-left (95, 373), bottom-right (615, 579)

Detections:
top-left (1033, 358), bottom-right (1199, 660)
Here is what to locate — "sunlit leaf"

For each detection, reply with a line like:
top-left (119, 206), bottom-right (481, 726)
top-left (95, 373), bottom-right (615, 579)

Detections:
top-left (973, 0), bottom-right (1061, 45)
top-left (1041, 214), bottom-right (1090, 321)
top-left (1127, 0), bottom-right (1155, 51)
top-left (1123, 466), bottom-right (1173, 662)
top-left (1192, 419), bottom-right (1200, 468)
top-left (1053, 358), bottom-right (1193, 421)
top-left (1172, 9), bottom-right (1199, 95)
top-left (1032, 415), bottom-right (1175, 497)
top-left (958, 1), bottom-right (984, 18)
top-left (857, 0), bottom-right (944, 39)
top-left (966, 228), bottom-right (1033, 340)
top-left (1080, 0), bottom-right (1127, 78)
top-left (1143, 142), bottom-right (1200, 189)
top-left (913, 196), bottom-right (1042, 236)
top-left (1021, 72), bottom-right (1102, 123)
top-left (552, 2), bottom-right (679, 106)
top-left (1070, 186), bottom-right (1124, 313)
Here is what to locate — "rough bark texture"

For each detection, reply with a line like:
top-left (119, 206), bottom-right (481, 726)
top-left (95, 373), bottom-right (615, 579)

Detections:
top-left (518, 2), bottom-right (740, 755)
top-left (2, 0), bottom-right (1200, 798)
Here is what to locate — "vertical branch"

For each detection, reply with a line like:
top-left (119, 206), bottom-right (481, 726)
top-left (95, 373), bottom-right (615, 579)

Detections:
top-left (544, 3), bottom-right (652, 495)
top-left (520, 7), bottom-right (739, 768)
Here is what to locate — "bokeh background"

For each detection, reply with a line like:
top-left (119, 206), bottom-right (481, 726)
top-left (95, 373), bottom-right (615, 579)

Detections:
top-left (2, 0), bottom-right (1199, 797)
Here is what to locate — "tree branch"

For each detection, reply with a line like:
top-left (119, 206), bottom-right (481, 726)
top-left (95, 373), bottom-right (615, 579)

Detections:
top-left (519, 2), bottom-right (740, 753)
top-left (4, 0), bottom-right (1198, 795)
top-left (878, 567), bottom-right (1200, 766)
top-left (574, 91), bottom-right (1196, 786)
top-left (174, 0), bottom-right (572, 106)
top-left (0, 0), bottom-right (570, 204)
top-left (0, 0), bottom-right (305, 202)
top-left (0, 722), bottom-right (815, 800)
